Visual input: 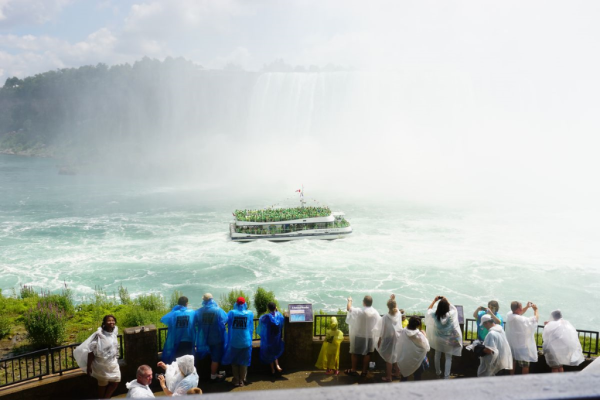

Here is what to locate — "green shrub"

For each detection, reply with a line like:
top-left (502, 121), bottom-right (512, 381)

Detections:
top-left (118, 285), bottom-right (131, 305)
top-left (24, 300), bottom-right (67, 348)
top-left (169, 290), bottom-right (183, 309)
top-left (219, 289), bottom-right (251, 313)
top-left (254, 287), bottom-right (279, 316)
top-left (20, 285), bottom-right (37, 300)
top-left (44, 287), bottom-right (74, 315)
top-left (0, 315), bottom-right (11, 339)
top-left (135, 293), bottom-right (165, 311)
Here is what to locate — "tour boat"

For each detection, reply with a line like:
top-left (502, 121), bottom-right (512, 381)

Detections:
top-left (230, 191), bottom-right (352, 242)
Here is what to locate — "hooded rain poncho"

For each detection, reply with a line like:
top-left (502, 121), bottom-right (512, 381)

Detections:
top-left (477, 324), bottom-right (513, 377)
top-left (194, 298), bottom-right (227, 361)
top-left (425, 305), bottom-right (463, 356)
top-left (397, 328), bottom-right (430, 377)
top-left (168, 356), bottom-right (199, 396)
top-left (74, 327), bottom-right (121, 382)
top-left (505, 311), bottom-right (539, 362)
top-left (160, 305), bottom-right (196, 364)
top-left (542, 316), bottom-right (584, 368)
top-left (346, 306), bottom-right (381, 355)
top-left (315, 317), bottom-right (345, 370)
top-left (258, 311), bottom-right (285, 364)
top-left (373, 312), bottom-right (402, 363)
top-left (125, 379), bottom-right (155, 398)
top-left (222, 303), bottom-right (254, 366)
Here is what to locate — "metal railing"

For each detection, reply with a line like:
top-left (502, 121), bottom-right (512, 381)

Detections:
top-left (0, 335), bottom-right (123, 389)
top-left (463, 318), bottom-right (598, 358)
top-left (313, 314), bottom-right (425, 340)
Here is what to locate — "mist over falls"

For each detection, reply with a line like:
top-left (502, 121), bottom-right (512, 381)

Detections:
top-left (1, 57), bottom-right (599, 203)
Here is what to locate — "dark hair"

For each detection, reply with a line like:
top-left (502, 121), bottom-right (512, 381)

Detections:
top-left (407, 316), bottom-right (421, 330)
top-left (102, 314), bottom-right (117, 330)
top-left (510, 301), bottom-right (520, 312)
top-left (267, 302), bottom-right (276, 312)
top-left (178, 296), bottom-right (189, 306)
top-left (435, 299), bottom-right (450, 321)
top-left (363, 296), bottom-right (373, 307)
top-left (488, 300), bottom-right (499, 311)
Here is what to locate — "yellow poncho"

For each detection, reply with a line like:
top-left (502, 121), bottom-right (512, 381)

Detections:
top-left (315, 317), bottom-right (345, 370)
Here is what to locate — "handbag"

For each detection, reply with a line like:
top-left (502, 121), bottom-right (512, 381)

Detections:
top-left (422, 355), bottom-right (430, 370)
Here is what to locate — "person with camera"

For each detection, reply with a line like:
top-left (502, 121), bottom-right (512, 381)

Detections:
top-left (477, 314), bottom-right (513, 377)
top-left (473, 300), bottom-right (503, 341)
top-left (505, 301), bottom-right (539, 374)
top-left (425, 295), bottom-right (462, 379)
top-left (126, 365), bottom-right (155, 398)
top-left (344, 295), bottom-right (381, 378)
top-left (157, 355), bottom-right (199, 396)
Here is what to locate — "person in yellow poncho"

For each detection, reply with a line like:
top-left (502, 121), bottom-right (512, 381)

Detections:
top-left (316, 317), bottom-right (345, 375)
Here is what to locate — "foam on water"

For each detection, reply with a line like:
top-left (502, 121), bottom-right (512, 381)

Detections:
top-left (1, 154), bottom-right (599, 329)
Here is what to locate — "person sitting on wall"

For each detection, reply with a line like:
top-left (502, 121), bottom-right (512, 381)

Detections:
top-left (194, 293), bottom-right (227, 383)
top-left (505, 301), bottom-right (539, 375)
top-left (473, 301), bottom-right (504, 341)
top-left (126, 365), bottom-right (155, 398)
top-left (397, 316), bottom-right (430, 381)
top-left (73, 314), bottom-right (121, 399)
top-left (258, 302), bottom-right (285, 374)
top-left (157, 355), bottom-right (200, 396)
top-left (477, 314), bottom-right (513, 377)
top-left (222, 297), bottom-right (254, 387)
top-left (316, 316), bottom-right (345, 375)
top-left (542, 310), bottom-right (585, 372)
top-left (344, 295), bottom-right (381, 378)
top-left (161, 296), bottom-right (196, 364)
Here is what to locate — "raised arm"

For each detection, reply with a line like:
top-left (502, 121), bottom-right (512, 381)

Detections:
top-left (531, 303), bottom-right (539, 320)
top-left (347, 296), bottom-right (353, 312)
top-left (487, 309), bottom-right (501, 324)
top-left (473, 306), bottom-right (484, 319)
top-left (428, 296), bottom-right (442, 310)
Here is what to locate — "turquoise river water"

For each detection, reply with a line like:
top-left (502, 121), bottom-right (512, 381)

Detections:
top-left (1, 154), bottom-right (599, 330)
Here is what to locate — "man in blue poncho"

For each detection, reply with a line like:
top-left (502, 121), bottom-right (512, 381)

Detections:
top-left (194, 293), bottom-right (227, 383)
top-left (222, 297), bottom-right (254, 387)
top-left (161, 296), bottom-right (195, 364)
top-left (258, 302), bottom-right (284, 374)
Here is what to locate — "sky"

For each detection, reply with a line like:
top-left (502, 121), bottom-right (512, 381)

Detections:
top-left (2, 0), bottom-right (600, 79)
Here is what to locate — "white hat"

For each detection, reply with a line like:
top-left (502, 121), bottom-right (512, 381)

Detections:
top-left (481, 314), bottom-right (494, 325)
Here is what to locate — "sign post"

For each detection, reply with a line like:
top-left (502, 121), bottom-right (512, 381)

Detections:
top-left (288, 303), bottom-right (313, 323)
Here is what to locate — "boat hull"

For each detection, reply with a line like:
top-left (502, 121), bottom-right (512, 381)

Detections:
top-left (230, 223), bottom-right (352, 242)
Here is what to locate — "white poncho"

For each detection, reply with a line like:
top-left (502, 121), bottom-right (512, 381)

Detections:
top-left (126, 380), bottom-right (155, 398)
top-left (425, 305), bottom-right (463, 356)
top-left (73, 327), bottom-right (121, 381)
top-left (347, 306), bottom-right (381, 355)
top-left (505, 311), bottom-right (538, 362)
top-left (477, 325), bottom-right (513, 377)
top-left (373, 312), bottom-right (402, 363)
top-left (397, 328), bottom-right (430, 377)
top-left (542, 318), bottom-right (585, 368)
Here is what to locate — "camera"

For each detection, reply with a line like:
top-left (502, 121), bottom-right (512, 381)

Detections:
top-left (154, 373), bottom-right (164, 380)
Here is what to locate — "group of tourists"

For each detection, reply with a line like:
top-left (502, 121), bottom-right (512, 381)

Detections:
top-left (326, 295), bottom-right (585, 382)
top-left (73, 294), bottom-right (285, 398)
top-left (234, 206), bottom-right (331, 222)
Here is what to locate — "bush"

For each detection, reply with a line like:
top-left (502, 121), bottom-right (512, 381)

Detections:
top-left (254, 287), bottom-right (279, 316)
top-left (20, 285), bottom-right (37, 300)
top-left (24, 300), bottom-right (67, 348)
top-left (44, 287), bottom-right (74, 315)
top-left (0, 315), bottom-right (11, 339)
top-left (219, 289), bottom-right (252, 313)
top-left (169, 290), bottom-right (183, 309)
top-left (136, 293), bottom-right (166, 311)
top-left (118, 285), bottom-right (131, 305)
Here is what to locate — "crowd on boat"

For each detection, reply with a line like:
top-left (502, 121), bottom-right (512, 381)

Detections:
top-left (234, 219), bottom-right (350, 235)
top-left (234, 206), bottom-right (331, 222)
top-left (73, 293), bottom-right (587, 398)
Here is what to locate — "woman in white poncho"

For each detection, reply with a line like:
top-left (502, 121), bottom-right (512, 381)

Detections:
top-left (73, 315), bottom-right (121, 399)
top-left (425, 296), bottom-right (462, 379)
top-left (543, 310), bottom-right (585, 372)
top-left (157, 355), bottom-right (199, 396)
top-left (397, 316), bottom-right (430, 381)
top-left (373, 295), bottom-right (402, 382)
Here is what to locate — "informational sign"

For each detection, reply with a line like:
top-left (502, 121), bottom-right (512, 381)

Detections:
top-left (288, 303), bottom-right (313, 323)
top-left (455, 305), bottom-right (464, 324)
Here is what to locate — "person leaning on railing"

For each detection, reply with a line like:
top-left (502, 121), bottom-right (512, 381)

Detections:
top-left (542, 310), bottom-right (585, 373)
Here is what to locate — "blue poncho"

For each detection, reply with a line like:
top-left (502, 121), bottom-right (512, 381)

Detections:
top-left (222, 303), bottom-right (254, 366)
top-left (258, 311), bottom-right (285, 364)
top-left (194, 299), bottom-right (227, 360)
top-left (161, 305), bottom-right (196, 364)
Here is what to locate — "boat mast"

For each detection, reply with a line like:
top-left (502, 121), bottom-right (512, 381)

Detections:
top-left (299, 185), bottom-right (306, 208)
